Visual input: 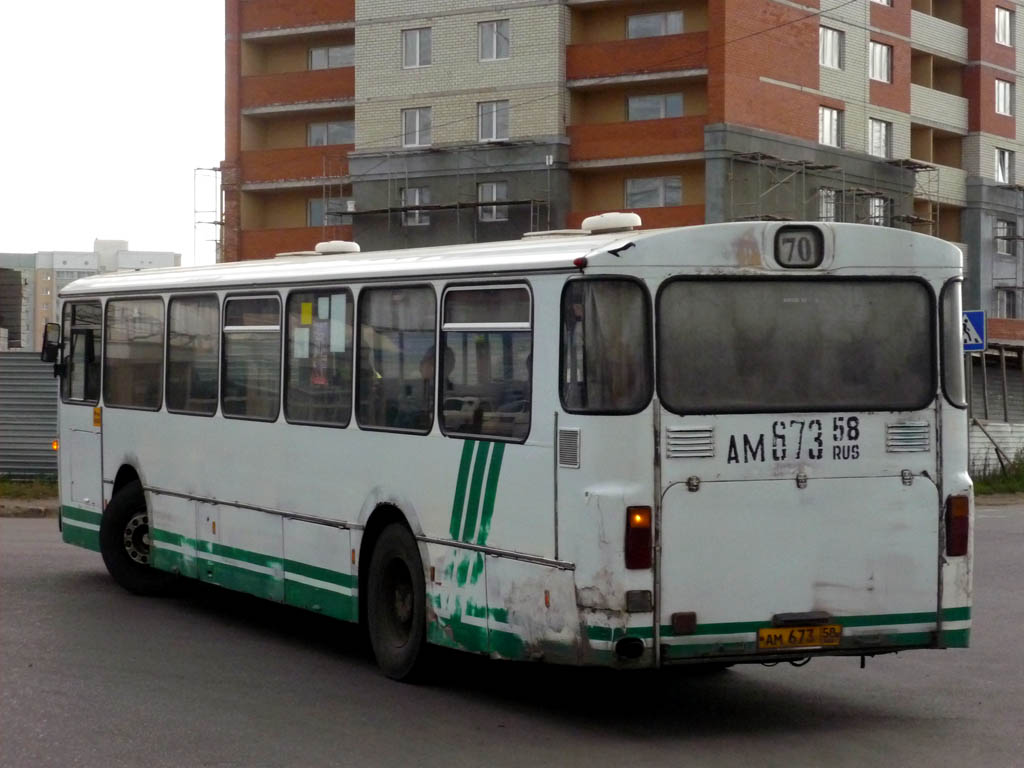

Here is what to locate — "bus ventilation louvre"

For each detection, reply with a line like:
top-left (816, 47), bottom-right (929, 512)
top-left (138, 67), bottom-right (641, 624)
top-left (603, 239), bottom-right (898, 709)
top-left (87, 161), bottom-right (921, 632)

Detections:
top-left (558, 428), bottom-right (581, 468)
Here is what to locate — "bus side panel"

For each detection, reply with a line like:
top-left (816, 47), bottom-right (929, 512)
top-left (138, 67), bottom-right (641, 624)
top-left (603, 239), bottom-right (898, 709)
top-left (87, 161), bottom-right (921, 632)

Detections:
top-left (484, 557), bottom-right (579, 663)
top-left (195, 503), bottom-right (285, 602)
top-left (283, 520), bottom-right (356, 622)
top-left (426, 543), bottom-right (491, 654)
top-left (940, 403), bottom-right (973, 647)
top-left (150, 495), bottom-right (199, 579)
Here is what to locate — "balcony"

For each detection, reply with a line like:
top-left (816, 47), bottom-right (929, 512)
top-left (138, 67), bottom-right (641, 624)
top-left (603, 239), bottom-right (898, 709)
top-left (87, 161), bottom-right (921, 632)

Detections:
top-left (568, 116), bottom-right (706, 164)
top-left (240, 226), bottom-right (353, 261)
top-left (241, 68), bottom-right (354, 113)
top-left (241, 0), bottom-right (354, 35)
top-left (240, 145), bottom-right (353, 187)
top-left (910, 84), bottom-right (968, 133)
top-left (567, 32), bottom-right (708, 84)
top-left (567, 204), bottom-right (705, 229)
top-left (910, 10), bottom-right (967, 60)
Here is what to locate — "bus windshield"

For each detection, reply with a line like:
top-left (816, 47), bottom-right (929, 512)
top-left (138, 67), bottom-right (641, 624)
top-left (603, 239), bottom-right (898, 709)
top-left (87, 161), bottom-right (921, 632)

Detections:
top-left (657, 278), bottom-right (935, 414)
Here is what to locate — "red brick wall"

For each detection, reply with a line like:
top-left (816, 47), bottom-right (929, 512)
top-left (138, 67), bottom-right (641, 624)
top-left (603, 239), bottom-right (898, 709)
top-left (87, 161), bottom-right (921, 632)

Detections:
top-left (241, 68), bottom-right (354, 110)
top-left (241, 0), bottom-right (354, 32)
top-left (869, 34), bottom-right (910, 113)
top-left (568, 117), bottom-right (705, 161)
top-left (707, 0), bottom-right (824, 140)
top-left (966, 65), bottom-right (1016, 138)
top-left (223, 0), bottom-right (242, 262)
top-left (566, 33), bottom-right (708, 80)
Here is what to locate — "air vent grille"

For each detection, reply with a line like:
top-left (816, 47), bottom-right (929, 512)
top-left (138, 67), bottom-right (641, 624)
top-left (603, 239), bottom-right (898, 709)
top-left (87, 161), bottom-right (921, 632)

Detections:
top-left (558, 428), bottom-right (581, 468)
top-left (886, 422), bottom-right (930, 453)
top-left (666, 426), bottom-right (715, 459)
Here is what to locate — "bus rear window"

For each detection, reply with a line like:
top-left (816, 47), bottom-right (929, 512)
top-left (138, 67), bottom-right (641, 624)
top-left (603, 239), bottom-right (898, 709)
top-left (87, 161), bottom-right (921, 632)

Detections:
top-left (560, 279), bottom-right (652, 414)
top-left (657, 279), bottom-right (935, 414)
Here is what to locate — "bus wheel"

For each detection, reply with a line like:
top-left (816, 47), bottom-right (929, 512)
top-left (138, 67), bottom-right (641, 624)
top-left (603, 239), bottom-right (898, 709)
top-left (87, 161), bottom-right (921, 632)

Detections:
top-left (366, 523), bottom-right (427, 681)
top-left (99, 480), bottom-right (176, 596)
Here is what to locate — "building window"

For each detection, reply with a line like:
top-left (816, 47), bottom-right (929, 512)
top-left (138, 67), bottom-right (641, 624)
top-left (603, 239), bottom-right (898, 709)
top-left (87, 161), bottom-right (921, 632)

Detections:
top-left (478, 100), bottom-right (510, 141)
top-left (996, 148), bottom-right (1014, 183)
top-left (819, 27), bottom-right (843, 70)
top-left (402, 107), bottom-right (432, 147)
top-left (402, 27), bottom-right (431, 68)
top-left (401, 187), bottom-right (431, 226)
top-left (819, 106), bottom-right (842, 147)
top-left (625, 176), bottom-right (682, 208)
top-left (870, 0), bottom-right (892, 5)
top-left (309, 45), bottom-right (353, 70)
top-left (478, 181), bottom-right (509, 221)
top-left (867, 196), bottom-right (888, 226)
top-left (869, 41), bottom-right (892, 83)
top-left (996, 7), bottom-right (1013, 46)
top-left (996, 79), bottom-right (1014, 116)
top-left (308, 120), bottom-right (354, 146)
top-left (868, 118), bottom-right (892, 158)
top-left (995, 219), bottom-right (1017, 255)
top-left (479, 19), bottom-right (510, 60)
top-left (627, 93), bottom-right (683, 120)
top-left (997, 288), bottom-right (1019, 318)
top-left (308, 197), bottom-right (349, 227)
top-left (627, 11), bottom-right (683, 38)
top-left (819, 187), bottom-right (837, 222)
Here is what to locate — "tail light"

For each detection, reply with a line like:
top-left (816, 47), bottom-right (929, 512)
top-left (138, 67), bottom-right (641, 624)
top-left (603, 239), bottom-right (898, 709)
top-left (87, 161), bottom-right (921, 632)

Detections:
top-left (945, 495), bottom-right (970, 557)
top-left (625, 506), bottom-right (652, 569)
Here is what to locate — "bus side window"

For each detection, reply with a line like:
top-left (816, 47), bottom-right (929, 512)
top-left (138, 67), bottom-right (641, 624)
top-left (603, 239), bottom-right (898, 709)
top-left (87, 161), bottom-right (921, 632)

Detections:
top-left (284, 289), bottom-right (353, 427)
top-left (167, 295), bottom-right (220, 416)
top-left (104, 298), bottom-right (165, 410)
top-left (222, 296), bottom-right (282, 422)
top-left (356, 286), bottom-right (436, 432)
top-left (560, 279), bottom-right (652, 414)
top-left (440, 285), bottom-right (532, 441)
top-left (63, 301), bottom-right (102, 404)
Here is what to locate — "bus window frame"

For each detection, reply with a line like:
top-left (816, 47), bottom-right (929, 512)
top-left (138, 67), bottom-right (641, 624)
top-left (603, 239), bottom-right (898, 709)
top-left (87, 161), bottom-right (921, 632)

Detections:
top-left (283, 285), bottom-right (355, 430)
top-left (940, 278), bottom-right (968, 409)
top-left (102, 295), bottom-right (167, 413)
top-left (354, 282), bottom-right (438, 436)
top-left (61, 299), bottom-right (103, 406)
top-left (165, 292), bottom-right (221, 418)
top-left (654, 275), bottom-right (939, 415)
top-left (439, 280), bottom-right (534, 443)
top-left (558, 275), bottom-right (654, 416)
top-left (220, 292), bottom-right (284, 423)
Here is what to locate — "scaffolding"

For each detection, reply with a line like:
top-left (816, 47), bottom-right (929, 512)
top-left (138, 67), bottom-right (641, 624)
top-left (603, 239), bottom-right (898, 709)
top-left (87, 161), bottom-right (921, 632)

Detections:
top-left (887, 158), bottom-right (939, 236)
top-left (192, 167), bottom-right (222, 264)
top-left (728, 152), bottom-right (845, 222)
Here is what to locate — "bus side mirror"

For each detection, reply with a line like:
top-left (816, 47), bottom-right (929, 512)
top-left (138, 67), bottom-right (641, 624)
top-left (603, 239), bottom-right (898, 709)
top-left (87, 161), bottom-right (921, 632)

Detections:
top-left (40, 323), bottom-right (61, 363)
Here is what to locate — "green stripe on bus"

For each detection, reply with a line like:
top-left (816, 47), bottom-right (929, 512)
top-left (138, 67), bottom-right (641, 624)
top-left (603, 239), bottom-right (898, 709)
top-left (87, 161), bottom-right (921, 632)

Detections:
top-left (449, 440), bottom-right (476, 539)
top-left (284, 581), bottom-right (357, 622)
top-left (476, 442), bottom-right (505, 546)
top-left (62, 522), bottom-right (100, 552)
top-left (461, 441), bottom-right (491, 543)
top-left (283, 559), bottom-right (356, 588)
top-left (61, 506), bottom-right (101, 526)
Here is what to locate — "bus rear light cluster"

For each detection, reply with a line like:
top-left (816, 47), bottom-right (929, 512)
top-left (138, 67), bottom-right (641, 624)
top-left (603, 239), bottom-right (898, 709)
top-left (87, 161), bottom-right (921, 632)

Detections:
top-left (625, 506), bottom-right (652, 569)
top-left (945, 495), bottom-right (970, 557)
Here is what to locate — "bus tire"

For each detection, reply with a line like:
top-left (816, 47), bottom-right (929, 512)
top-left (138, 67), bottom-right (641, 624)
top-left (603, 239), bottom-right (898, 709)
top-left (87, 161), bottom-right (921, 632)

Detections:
top-left (99, 480), bottom-right (176, 596)
top-left (366, 523), bottom-right (427, 681)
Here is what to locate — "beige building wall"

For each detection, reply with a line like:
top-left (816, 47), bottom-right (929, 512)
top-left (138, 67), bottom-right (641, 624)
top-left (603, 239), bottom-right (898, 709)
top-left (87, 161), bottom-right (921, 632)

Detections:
top-left (355, 2), bottom-right (568, 150)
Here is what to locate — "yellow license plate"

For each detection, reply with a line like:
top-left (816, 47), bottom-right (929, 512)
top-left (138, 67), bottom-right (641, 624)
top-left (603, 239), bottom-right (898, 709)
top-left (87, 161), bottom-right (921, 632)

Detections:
top-left (757, 624), bottom-right (842, 650)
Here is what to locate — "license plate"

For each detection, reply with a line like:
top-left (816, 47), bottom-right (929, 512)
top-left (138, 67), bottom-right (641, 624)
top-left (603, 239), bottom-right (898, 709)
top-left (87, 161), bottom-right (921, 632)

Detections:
top-left (757, 624), bottom-right (842, 650)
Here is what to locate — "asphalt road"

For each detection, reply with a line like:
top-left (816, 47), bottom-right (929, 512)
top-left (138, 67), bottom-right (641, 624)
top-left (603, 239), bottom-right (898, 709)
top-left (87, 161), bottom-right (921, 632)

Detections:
top-left (1, 504), bottom-right (1022, 768)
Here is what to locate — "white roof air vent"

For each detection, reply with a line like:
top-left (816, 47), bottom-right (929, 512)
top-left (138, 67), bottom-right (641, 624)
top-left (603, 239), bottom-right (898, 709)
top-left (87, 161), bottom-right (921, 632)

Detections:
top-left (581, 212), bottom-right (642, 233)
top-left (314, 240), bottom-right (361, 254)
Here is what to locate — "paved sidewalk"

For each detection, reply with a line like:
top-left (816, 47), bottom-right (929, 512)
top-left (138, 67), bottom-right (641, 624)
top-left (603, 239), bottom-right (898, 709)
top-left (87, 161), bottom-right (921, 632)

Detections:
top-left (0, 497), bottom-right (58, 518)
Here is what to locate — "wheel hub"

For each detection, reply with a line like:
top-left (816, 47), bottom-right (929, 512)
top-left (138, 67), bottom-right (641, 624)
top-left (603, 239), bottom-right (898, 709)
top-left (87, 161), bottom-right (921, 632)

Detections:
top-left (123, 512), bottom-right (150, 565)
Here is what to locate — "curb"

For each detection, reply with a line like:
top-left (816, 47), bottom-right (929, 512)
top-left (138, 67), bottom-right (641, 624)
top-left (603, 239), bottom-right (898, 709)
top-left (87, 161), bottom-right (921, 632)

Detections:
top-left (0, 501), bottom-right (59, 519)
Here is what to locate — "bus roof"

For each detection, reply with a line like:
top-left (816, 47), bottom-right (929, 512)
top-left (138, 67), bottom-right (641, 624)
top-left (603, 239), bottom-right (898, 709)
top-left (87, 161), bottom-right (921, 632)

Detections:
top-left (58, 222), bottom-right (962, 298)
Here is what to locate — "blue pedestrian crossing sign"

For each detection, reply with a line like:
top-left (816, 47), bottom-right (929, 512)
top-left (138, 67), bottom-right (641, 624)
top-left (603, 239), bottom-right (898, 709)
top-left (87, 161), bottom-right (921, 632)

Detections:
top-left (963, 310), bottom-right (986, 352)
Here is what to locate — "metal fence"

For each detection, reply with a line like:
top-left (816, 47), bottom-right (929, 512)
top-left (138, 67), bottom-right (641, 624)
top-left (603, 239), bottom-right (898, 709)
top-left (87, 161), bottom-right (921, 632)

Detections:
top-left (0, 352), bottom-right (57, 477)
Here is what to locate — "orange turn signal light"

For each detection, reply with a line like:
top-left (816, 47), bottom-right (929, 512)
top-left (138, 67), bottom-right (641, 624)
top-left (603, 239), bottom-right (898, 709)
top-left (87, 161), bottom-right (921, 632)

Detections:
top-left (625, 506), bottom-right (653, 570)
top-left (52, 439), bottom-right (59, 451)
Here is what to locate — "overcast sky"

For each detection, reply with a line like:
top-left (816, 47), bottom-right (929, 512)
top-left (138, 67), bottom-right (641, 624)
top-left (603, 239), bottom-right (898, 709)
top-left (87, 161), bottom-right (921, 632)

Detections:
top-left (1, 2), bottom-right (224, 266)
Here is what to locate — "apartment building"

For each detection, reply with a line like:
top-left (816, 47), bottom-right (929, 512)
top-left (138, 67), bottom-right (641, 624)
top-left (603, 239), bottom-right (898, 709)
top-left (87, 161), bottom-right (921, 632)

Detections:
top-left (222, 0), bottom-right (1024, 323)
top-left (0, 242), bottom-right (179, 351)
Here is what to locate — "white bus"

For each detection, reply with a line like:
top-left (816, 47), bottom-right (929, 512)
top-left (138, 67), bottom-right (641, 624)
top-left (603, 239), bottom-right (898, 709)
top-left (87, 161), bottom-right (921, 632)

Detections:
top-left (42, 216), bottom-right (972, 679)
